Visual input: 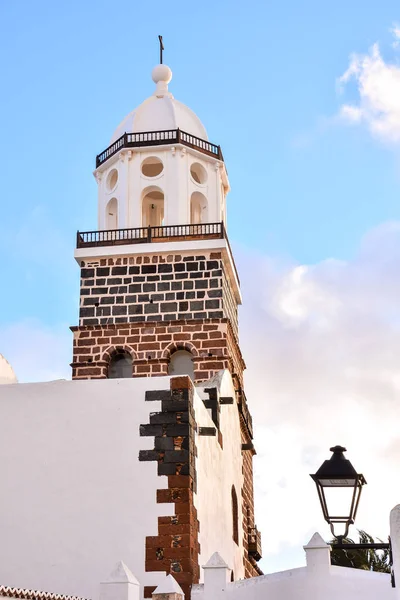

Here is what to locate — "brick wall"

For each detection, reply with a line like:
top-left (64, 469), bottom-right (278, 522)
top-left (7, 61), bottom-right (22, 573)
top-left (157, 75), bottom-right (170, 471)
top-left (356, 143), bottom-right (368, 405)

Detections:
top-left (78, 251), bottom-right (237, 330)
top-left (71, 319), bottom-right (245, 386)
top-left (241, 440), bottom-right (260, 578)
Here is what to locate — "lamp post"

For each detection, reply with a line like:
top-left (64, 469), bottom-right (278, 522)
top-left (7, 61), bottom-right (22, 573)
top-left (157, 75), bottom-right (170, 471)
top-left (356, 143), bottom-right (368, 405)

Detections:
top-left (310, 445), bottom-right (393, 585)
top-left (310, 445), bottom-right (366, 540)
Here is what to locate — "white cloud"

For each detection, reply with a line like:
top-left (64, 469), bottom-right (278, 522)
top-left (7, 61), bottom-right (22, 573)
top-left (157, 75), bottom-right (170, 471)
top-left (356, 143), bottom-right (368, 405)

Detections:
top-left (391, 23), bottom-right (400, 48)
top-left (338, 40), bottom-right (400, 142)
top-left (237, 222), bottom-right (400, 572)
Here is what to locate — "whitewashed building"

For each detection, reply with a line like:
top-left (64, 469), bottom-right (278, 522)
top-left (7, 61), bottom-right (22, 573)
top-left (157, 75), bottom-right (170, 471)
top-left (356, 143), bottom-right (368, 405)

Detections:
top-left (0, 60), bottom-right (260, 600)
top-left (1, 56), bottom-right (398, 600)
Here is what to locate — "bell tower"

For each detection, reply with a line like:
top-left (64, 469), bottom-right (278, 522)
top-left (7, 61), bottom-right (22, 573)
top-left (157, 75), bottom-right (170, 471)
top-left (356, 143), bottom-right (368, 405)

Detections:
top-left (71, 62), bottom-right (261, 582)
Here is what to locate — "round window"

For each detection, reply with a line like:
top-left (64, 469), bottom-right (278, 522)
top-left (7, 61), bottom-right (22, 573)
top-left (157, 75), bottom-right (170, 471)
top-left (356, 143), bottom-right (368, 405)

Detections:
top-left (190, 162), bottom-right (207, 185)
top-left (141, 157), bottom-right (164, 177)
top-left (106, 169), bottom-right (118, 192)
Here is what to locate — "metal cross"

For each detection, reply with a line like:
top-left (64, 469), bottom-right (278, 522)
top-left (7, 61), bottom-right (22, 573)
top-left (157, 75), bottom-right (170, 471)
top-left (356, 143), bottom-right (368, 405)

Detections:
top-left (158, 35), bottom-right (164, 64)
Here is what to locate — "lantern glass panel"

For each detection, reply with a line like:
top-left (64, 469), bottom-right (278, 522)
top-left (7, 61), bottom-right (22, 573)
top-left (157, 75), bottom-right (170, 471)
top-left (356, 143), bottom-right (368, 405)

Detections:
top-left (322, 486), bottom-right (355, 520)
top-left (319, 478), bottom-right (356, 487)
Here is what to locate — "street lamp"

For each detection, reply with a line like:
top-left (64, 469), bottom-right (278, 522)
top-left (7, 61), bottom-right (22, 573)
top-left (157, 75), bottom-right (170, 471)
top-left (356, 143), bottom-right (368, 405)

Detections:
top-left (310, 445), bottom-right (393, 586)
top-left (310, 445), bottom-right (366, 540)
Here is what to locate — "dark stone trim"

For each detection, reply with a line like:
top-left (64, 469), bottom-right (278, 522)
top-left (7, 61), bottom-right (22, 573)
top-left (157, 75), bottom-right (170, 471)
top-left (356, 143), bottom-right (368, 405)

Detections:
top-left (198, 427), bottom-right (217, 436)
top-left (220, 396), bottom-right (234, 404)
top-left (241, 443), bottom-right (255, 451)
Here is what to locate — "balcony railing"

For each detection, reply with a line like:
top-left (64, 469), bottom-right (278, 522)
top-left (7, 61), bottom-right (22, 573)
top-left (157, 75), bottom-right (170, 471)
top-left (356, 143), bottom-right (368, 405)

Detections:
top-left (248, 526), bottom-right (262, 561)
top-left (96, 129), bottom-right (223, 168)
top-left (238, 390), bottom-right (253, 440)
top-left (76, 222), bottom-right (226, 248)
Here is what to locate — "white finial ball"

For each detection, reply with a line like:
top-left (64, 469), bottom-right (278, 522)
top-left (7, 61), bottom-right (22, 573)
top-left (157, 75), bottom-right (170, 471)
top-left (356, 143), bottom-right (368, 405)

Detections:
top-left (152, 64), bottom-right (172, 84)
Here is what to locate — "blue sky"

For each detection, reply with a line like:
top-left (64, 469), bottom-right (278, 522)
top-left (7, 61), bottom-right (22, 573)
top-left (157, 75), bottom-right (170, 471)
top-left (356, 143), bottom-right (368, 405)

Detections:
top-left (0, 0), bottom-right (400, 329)
top-left (2, 0), bottom-right (400, 575)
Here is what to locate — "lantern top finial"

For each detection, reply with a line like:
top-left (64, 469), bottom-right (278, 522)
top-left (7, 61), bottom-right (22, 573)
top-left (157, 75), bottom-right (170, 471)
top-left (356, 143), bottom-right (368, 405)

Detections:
top-left (330, 445), bottom-right (347, 454)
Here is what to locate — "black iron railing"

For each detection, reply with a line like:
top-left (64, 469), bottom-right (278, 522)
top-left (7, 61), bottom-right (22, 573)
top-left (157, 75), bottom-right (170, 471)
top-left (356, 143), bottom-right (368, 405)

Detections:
top-left (248, 526), bottom-right (262, 561)
top-left (238, 390), bottom-right (253, 440)
top-left (77, 222), bottom-right (223, 248)
top-left (96, 129), bottom-right (223, 167)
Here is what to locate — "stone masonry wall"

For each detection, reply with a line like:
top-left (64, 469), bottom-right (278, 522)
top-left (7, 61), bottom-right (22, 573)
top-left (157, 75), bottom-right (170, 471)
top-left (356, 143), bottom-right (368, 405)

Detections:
top-left (78, 251), bottom-right (238, 331)
top-left (71, 319), bottom-right (245, 387)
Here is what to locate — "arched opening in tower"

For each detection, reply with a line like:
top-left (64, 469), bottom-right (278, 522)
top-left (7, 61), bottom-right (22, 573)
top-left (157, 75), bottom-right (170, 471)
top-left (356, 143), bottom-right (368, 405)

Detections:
top-left (108, 350), bottom-right (133, 378)
top-left (142, 187), bottom-right (164, 227)
top-left (168, 350), bottom-right (195, 381)
top-left (105, 197), bottom-right (118, 229)
top-left (190, 191), bottom-right (208, 225)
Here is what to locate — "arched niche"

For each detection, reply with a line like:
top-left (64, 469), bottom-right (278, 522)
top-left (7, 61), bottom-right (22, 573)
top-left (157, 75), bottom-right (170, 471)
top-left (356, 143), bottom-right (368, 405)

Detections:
top-left (108, 350), bottom-right (133, 379)
top-left (106, 197), bottom-right (118, 230)
top-left (232, 485), bottom-right (239, 545)
top-left (168, 350), bottom-right (195, 381)
top-left (190, 192), bottom-right (208, 225)
top-left (142, 186), bottom-right (164, 227)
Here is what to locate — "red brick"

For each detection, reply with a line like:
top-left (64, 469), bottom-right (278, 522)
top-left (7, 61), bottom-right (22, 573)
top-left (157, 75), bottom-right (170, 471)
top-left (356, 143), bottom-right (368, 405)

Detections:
top-left (138, 343), bottom-right (160, 351)
top-left (167, 475), bottom-right (192, 488)
top-left (77, 339), bottom-right (96, 346)
top-left (194, 371), bottom-right (208, 379)
top-left (201, 340), bottom-right (226, 348)
top-left (209, 331), bottom-right (223, 339)
top-left (158, 524), bottom-right (191, 535)
top-left (163, 546), bottom-right (191, 559)
top-left (170, 376), bottom-right (191, 390)
top-left (193, 333), bottom-right (208, 340)
top-left (146, 535), bottom-right (171, 548)
top-left (142, 335), bottom-right (156, 342)
top-left (145, 559), bottom-right (171, 572)
top-left (136, 365), bottom-right (152, 374)
top-left (158, 334), bottom-right (172, 341)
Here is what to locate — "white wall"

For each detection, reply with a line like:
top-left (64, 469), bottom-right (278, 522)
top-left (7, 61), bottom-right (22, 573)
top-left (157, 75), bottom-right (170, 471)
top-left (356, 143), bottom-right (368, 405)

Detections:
top-left (0, 377), bottom-right (175, 600)
top-left (192, 553), bottom-right (394, 600)
top-left (0, 372), bottom-right (250, 599)
top-left (195, 371), bottom-right (245, 581)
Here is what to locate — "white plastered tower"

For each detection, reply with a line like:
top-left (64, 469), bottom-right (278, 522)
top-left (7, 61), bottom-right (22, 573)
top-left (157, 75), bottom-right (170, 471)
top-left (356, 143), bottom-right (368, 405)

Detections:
top-left (94, 64), bottom-right (230, 231)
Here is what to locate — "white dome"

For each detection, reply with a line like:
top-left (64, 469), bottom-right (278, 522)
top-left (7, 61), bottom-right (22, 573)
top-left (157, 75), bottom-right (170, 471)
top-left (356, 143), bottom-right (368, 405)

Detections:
top-left (0, 354), bottom-right (17, 385)
top-left (110, 65), bottom-right (208, 144)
